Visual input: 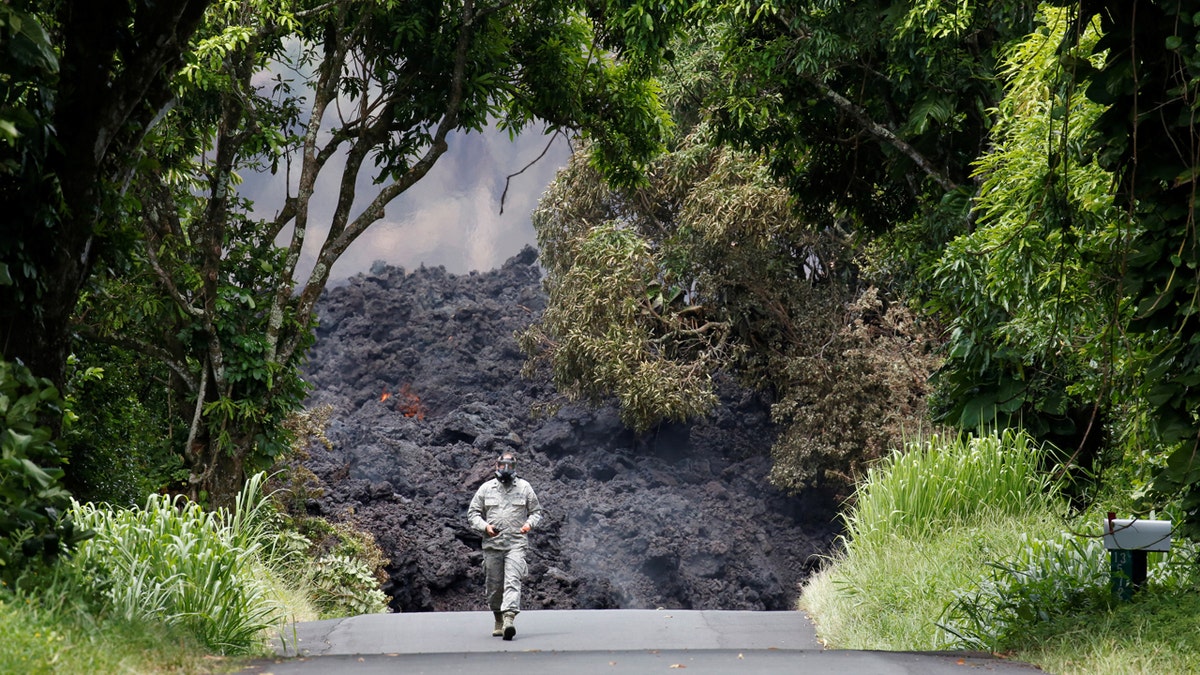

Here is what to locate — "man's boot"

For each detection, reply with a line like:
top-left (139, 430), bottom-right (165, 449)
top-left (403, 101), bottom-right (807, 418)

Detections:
top-left (492, 611), bottom-right (504, 637)
top-left (502, 610), bottom-right (516, 640)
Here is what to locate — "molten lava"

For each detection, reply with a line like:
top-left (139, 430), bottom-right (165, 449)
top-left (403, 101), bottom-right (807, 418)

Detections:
top-left (381, 384), bottom-right (426, 420)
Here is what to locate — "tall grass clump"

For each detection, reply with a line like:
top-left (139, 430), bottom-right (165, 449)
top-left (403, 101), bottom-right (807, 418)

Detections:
top-left (842, 429), bottom-right (1053, 553)
top-left (67, 473), bottom-right (281, 654)
top-left (801, 429), bottom-right (1069, 650)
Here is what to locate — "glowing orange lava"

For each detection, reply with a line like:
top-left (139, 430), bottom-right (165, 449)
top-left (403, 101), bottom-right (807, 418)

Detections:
top-left (381, 384), bottom-right (425, 420)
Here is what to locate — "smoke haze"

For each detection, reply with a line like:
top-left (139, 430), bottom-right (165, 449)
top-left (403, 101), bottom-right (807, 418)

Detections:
top-left (240, 126), bottom-right (570, 282)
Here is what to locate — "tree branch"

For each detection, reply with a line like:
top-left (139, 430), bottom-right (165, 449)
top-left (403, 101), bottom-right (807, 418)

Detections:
top-left (809, 78), bottom-right (959, 193)
top-left (501, 130), bottom-right (565, 214)
top-left (139, 177), bottom-right (205, 319)
top-left (768, 11), bottom-right (959, 194)
top-left (73, 322), bottom-right (197, 391)
top-left (263, 10), bottom-right (353, 364)
top-left (278, 0), bottom-right (478, 368)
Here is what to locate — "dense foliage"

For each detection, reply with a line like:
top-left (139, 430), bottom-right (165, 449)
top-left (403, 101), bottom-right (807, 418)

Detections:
top-left (61, 347), bottom-right (184, 506)
top-left (0, 0), bottom-right (211, 387)
top-left (1064, 0), bottom-right (1200, 537)
top-left (0, 360), bottom-right (89, 583)
top-left (927, 1), bottom-right (1200, 530)
top-left (3, 0), bottom-right (683, 511)
top-left (522, 6), bottom-right (989, 493)
top-left (802, 430), bottom-right (1200, 673)
top-left (925, 7), bottom-right (1123, 500)
top-left (523, 130), bottom-right (943, 493)
top-left (526, 0), bottom-right (1200, 535)
top-left (708, 0), bottom-right (1036, 233)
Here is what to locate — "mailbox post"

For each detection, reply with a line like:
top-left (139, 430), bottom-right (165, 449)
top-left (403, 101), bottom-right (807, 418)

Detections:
top-left (1101, 513), bottom-right (1172, 601)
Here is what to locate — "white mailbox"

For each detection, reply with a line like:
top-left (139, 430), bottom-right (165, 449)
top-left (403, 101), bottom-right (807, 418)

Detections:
top-left (1102, 518), bottom-right (1172, 552)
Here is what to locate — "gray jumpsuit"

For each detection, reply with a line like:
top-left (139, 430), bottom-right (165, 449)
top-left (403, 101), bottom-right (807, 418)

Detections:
top-left (467, 476), bottom-right (543, 614)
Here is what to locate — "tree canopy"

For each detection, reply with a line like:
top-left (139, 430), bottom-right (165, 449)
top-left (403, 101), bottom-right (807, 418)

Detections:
top-left (524, 0), bottom-right (1200, 536)
top-left (2, 0), bottom-right (680, 517)
top-left (5, 0), bottom-right (1200, 551)
top-left (521, 28), bottom-right (943, 494)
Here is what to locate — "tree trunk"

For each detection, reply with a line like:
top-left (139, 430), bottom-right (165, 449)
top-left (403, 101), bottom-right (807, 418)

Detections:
top-left (200, 445), bottom-right (248, 511)
top-left (2, 0), bottom-right (211, 390)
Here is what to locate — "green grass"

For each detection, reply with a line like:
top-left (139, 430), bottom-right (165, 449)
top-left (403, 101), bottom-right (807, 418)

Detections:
top-left (0, 561), bottom-right (321, 674)
top-left (803, 510), bottom-right (1070, 651)
top-left (0, 465), bottom-right (397, 672)
top-left (0, 586), bottom-right (228, 674)
top-left (0, 472), bottom-right (328, 673)
top-left (1013, 588), bottom-right (1200, 675)
top-left (801, 430), bottom-right (1200, 674)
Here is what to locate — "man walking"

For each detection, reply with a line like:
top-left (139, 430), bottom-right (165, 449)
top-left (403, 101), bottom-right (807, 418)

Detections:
top-left (468, 451), bottom-right (543, 640)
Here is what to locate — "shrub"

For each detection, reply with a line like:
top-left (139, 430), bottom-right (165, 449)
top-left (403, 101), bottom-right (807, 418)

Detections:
top-left (288, 516), bottom-right (390, 618)
top-left (60, 347), bottom-right (185, 506)
top-left (0, 359), bottom-right (89, 583)
top-left (266, 449), bottom-right (391, 618)
top-left (310, 553), bottom-right (389, 617)
top-left (67, 474), bottom-right (281, 654)
top-left (939, 531), bottom-right (1109, 651)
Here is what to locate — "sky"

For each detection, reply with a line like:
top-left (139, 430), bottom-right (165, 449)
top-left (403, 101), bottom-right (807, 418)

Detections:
top-left (239, 125), bottom-right (572, 283)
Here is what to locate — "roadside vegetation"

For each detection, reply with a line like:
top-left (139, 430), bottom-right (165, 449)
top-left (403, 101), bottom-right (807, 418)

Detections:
top-left (4, 0), bottom-right (1200, 672)
top-left (0, 471), bottom-right (388, 674)
top-left (801, 430), bottom-right (1200, 674)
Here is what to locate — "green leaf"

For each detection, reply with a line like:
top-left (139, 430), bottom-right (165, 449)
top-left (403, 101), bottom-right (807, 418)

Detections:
top-left (959, 393), bottom-right (997, 428)
top-left (2, 6), bottom-right (58, 74)
top-left (4, 429), bottom-right (33, 454)
top-left (19, 458), bottom-right (55, 489)
top-left (1039, 391), bottom-right (1067, 417)
top-left (1160, 444), bottom-right (1200, 486)
top-left (1146, 383), bottom-right (1179, 408)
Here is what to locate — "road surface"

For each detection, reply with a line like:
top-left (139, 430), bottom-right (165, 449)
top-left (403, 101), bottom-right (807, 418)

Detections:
top-left (237, 609), bottom-right (1044, 674)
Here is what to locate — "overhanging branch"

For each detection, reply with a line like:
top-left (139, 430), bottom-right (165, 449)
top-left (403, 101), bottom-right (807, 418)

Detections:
top-left (810, 78), bottom-right (959, 193)
top-left (278, 0), bottom-right (478, 368)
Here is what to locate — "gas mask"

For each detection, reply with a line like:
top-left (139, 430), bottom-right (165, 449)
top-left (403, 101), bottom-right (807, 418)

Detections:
top-left (495, 457), bottom-right (516, 483)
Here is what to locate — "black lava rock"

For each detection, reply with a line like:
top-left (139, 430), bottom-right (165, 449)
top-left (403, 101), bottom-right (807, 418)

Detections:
top-left (301, 246), bottom-right (839, 613)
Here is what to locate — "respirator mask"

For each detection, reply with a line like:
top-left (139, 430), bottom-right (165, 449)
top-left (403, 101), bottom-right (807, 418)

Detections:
top-left (495, 457), bottom-right (516, 483)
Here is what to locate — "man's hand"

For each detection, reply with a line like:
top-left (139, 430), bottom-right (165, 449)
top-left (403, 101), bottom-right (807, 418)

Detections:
top-left (486, 524), bottom-right (498, 537)
top-left (520, 523), bottom-right (531, 534)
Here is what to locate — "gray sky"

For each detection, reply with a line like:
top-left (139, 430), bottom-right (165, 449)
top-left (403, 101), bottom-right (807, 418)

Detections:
top-left (240, 125), bottom-right (571, 282)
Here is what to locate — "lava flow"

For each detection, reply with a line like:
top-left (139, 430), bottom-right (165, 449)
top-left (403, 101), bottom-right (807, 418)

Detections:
top-left (381, 383), bottom-right (426, 420)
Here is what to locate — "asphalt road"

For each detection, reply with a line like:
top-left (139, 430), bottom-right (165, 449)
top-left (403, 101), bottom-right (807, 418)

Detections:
top-left (237, 609), bottom-right (1045, 674)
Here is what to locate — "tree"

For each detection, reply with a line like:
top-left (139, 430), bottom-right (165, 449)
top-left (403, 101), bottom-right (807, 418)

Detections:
top-left (1060, 0), bottom-right (1200, 535)
top-left (521, 32), bottom-right (943, 494)
top-left (521, 1), bottom-right (1048, 492)
top-left (0, 0), bottom-right (212, 389)
top-left (705, 0), bottom-right (1036, 236)
top-left (74, 0), bottom-right (678, 504)
top-left (924, 6), bottom-right (1128, 500)
top-left (1, 0), bottom-right (213, 571)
